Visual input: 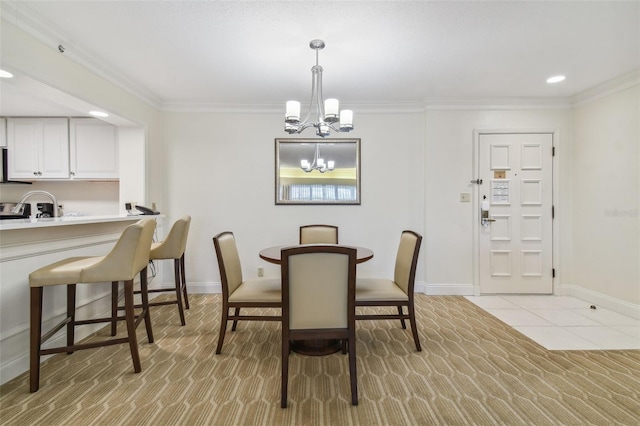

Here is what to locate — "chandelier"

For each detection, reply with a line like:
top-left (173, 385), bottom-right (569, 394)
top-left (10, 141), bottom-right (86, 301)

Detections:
top-left (285, 39), bottom-right (354, 138)
top-left (301, 144), bottom-right (335, 173)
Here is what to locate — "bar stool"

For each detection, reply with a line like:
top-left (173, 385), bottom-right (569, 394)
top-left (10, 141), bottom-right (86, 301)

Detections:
top-left (142, 215), bottom-right (191, 325)
top-left (28, 218), bottom-right (156, 393)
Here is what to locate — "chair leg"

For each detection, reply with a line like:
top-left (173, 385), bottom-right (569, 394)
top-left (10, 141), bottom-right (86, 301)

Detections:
top-left (174, 258), bottom-right (186, 326)
top-left (231, 307), bottom-right (240, 331)
top-left (30, 287), bottom-right (43, 393)
top-left (111, 281), bottom-right (119, 336)
top-left (123, 279), bottom-right (142, 373)
top-left (398, 306), bottom-right (407, 329)
top-left (215, 305), bottom-right (229, 354)
top-left (281, 335), bottom-right (290, 408)
top-left (66, 284), bottom-right (76, 354)
top-left (180, 255), bottom-right (190, 310)
top-left (139, 267), bottom-right (154, 343)
top-left (348, 332), bottom-right (358, 406)
top-left (408, 302), bottom-right (422, 352)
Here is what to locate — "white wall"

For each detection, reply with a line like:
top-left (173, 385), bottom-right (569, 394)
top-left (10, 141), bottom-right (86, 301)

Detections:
top-left (571, 85), bottom-right (640, 304)
top-left (161, 111), bottom-right (426, 291)
top-left (0, 181), bottom-right (119, 216)
top-left (424, 108), bottom-right (572, 294)
top-left (3, 16), bottom-right (638, 309)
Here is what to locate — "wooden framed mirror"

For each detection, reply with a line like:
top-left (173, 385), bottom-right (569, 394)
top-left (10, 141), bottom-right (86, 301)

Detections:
top-left (275, 138), bottom-right (361, 205)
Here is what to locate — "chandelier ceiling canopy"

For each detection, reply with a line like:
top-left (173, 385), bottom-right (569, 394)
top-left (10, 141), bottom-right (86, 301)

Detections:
top-left (285, 39), bottom-right (354, 138)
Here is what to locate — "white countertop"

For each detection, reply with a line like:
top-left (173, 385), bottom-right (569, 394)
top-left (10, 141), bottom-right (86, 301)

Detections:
top-left (0, 214), bottom-right (162, 231)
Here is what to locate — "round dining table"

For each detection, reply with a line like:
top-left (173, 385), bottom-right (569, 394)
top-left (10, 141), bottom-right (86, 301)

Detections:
top-left (259, 244), bottom-right (374, 265)
top-left (259, 243), bottom-right (374, 356)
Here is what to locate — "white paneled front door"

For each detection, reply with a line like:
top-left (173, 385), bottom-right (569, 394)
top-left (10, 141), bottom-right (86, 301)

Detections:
top-left (478, 133), bottom-right (553, 294)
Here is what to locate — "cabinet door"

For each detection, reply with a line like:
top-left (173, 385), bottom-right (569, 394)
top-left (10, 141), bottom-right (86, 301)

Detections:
top-left (0, 118), bottom-right (6, 148)
top-left (7, 118), bottom-right (69, 179)
top-left (7, 119), bottom-right (41, 179)
top-left (39, 119), bottom-right (70, 179)
top-left (70, 118), bottom-right (119, 180)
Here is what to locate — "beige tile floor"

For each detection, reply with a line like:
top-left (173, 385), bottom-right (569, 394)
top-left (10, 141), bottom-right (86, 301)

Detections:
top-left (465, 295), bottom-right (640, 350)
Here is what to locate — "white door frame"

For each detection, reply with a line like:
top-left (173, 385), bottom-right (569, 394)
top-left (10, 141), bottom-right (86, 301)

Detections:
top-left (472, 128), bottom-right (559, 296)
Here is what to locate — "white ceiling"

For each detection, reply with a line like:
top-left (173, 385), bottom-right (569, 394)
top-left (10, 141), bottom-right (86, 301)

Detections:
top-left (1, 1), bottom-right (639, 113)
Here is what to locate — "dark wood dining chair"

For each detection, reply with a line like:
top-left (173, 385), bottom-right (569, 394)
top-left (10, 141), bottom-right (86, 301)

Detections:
top-left (280, 245), bottom-right (358, 407)
top-left (355, 230), bottom-right (423, 351)
top-left (299, 224), bottom-right (338, 244)
top-left (212, 231), bottom-right (281, 354)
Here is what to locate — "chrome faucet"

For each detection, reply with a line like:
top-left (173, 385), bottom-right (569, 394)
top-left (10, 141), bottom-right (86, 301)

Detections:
top-left (11, 190), bottom-right (60, 217)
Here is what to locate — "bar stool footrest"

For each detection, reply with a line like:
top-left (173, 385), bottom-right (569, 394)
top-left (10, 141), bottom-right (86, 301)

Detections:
top-left (40, 337), bottom-right (131, 355)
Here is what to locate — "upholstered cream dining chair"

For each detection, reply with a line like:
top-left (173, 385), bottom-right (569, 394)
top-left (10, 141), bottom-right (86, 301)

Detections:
top-left (28, 218), bottom-right (156, 392)
top-left (299, 224), bottom-right (339, 244)
top-left (355, 230), bottom-right (423, 351)
top-left (280, 245), bottom-right (358, 407)
top-left (212, 231), bottom-right (281, 354)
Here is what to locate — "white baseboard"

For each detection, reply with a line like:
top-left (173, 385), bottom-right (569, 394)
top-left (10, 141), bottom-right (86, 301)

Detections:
top-left (186, 282), bottom-right (221, 294)
top-left (422, 282), bottom-right (475, 296)
top-left (559, 284), bottom-right (640, 320)
top-left (185, 281), bottom-right (474, 297)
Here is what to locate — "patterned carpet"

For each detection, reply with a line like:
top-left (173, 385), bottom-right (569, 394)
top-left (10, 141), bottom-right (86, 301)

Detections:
top-left (1, 294), bottom-right (639, 425)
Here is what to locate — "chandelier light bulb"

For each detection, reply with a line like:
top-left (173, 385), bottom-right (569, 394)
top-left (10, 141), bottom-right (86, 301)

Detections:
top-left (340, 110), bottom-right (353, 131)
top-left (324, 98), bottom-right (339, 122)
top-left (285, 101), bottom-right (301, 123)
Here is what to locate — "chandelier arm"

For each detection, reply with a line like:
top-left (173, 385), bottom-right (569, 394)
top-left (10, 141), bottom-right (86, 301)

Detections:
top-left (315, 67), bottom-right (326, 123)
top-left (299, 68), bottom-right (315, 126)
top-left (298, 122), bottom-right (316, 132)
top-left (327, 123), bottom-right (346, 133)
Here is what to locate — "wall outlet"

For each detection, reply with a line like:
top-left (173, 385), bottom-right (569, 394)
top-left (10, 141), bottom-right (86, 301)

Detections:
top-left (257, 267), bottom-right (264, 277)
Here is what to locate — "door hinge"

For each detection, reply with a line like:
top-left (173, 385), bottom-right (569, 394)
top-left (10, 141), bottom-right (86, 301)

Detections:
top-left (552, 205), bottom-right (555, 219)
top-left (470, 179), bottom-right (483, 185)
top-left (552, 146), bottom-right (556, 157)
top-left (552, 268), bottom-right (556, 278)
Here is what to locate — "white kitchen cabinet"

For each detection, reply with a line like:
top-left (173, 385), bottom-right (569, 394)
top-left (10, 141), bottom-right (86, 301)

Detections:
top-left (0, 118), bottom-right (6, 147)
top-left (7, 118), bottom-right (69, 179)
top-left (70, 118), bottom-right (119, 180)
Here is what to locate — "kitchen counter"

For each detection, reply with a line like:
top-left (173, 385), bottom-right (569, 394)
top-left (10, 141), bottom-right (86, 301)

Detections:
top-left (0, 213), bottom-right (165, 385)
top-left (0, 214), bottom-right (162, 231)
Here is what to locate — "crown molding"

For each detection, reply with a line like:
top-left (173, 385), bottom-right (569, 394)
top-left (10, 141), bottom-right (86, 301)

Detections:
top-left (570, 69), bottom-right (640, 107)
top-left (424, 97), bottom-right (571, 110)
top-left (1, 2), bottom-right (162, 109)
top-left (160, 101), bottom-right (428, 114)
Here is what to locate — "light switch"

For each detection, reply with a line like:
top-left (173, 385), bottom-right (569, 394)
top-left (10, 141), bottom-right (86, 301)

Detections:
top-left (460, 192), bottom-right (471, 202)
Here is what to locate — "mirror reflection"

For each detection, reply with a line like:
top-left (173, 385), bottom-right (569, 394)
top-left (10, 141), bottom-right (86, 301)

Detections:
top-left (275, 138), bottom-right (361, 205)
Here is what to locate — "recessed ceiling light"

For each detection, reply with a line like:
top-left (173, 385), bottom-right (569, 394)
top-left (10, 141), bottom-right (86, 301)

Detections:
top-left (89, 110), bottom-right (109, 118)
top-left (0, 70), bottom-right (14, 78)
top-left (546, 75), bottom-right (566, 84)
